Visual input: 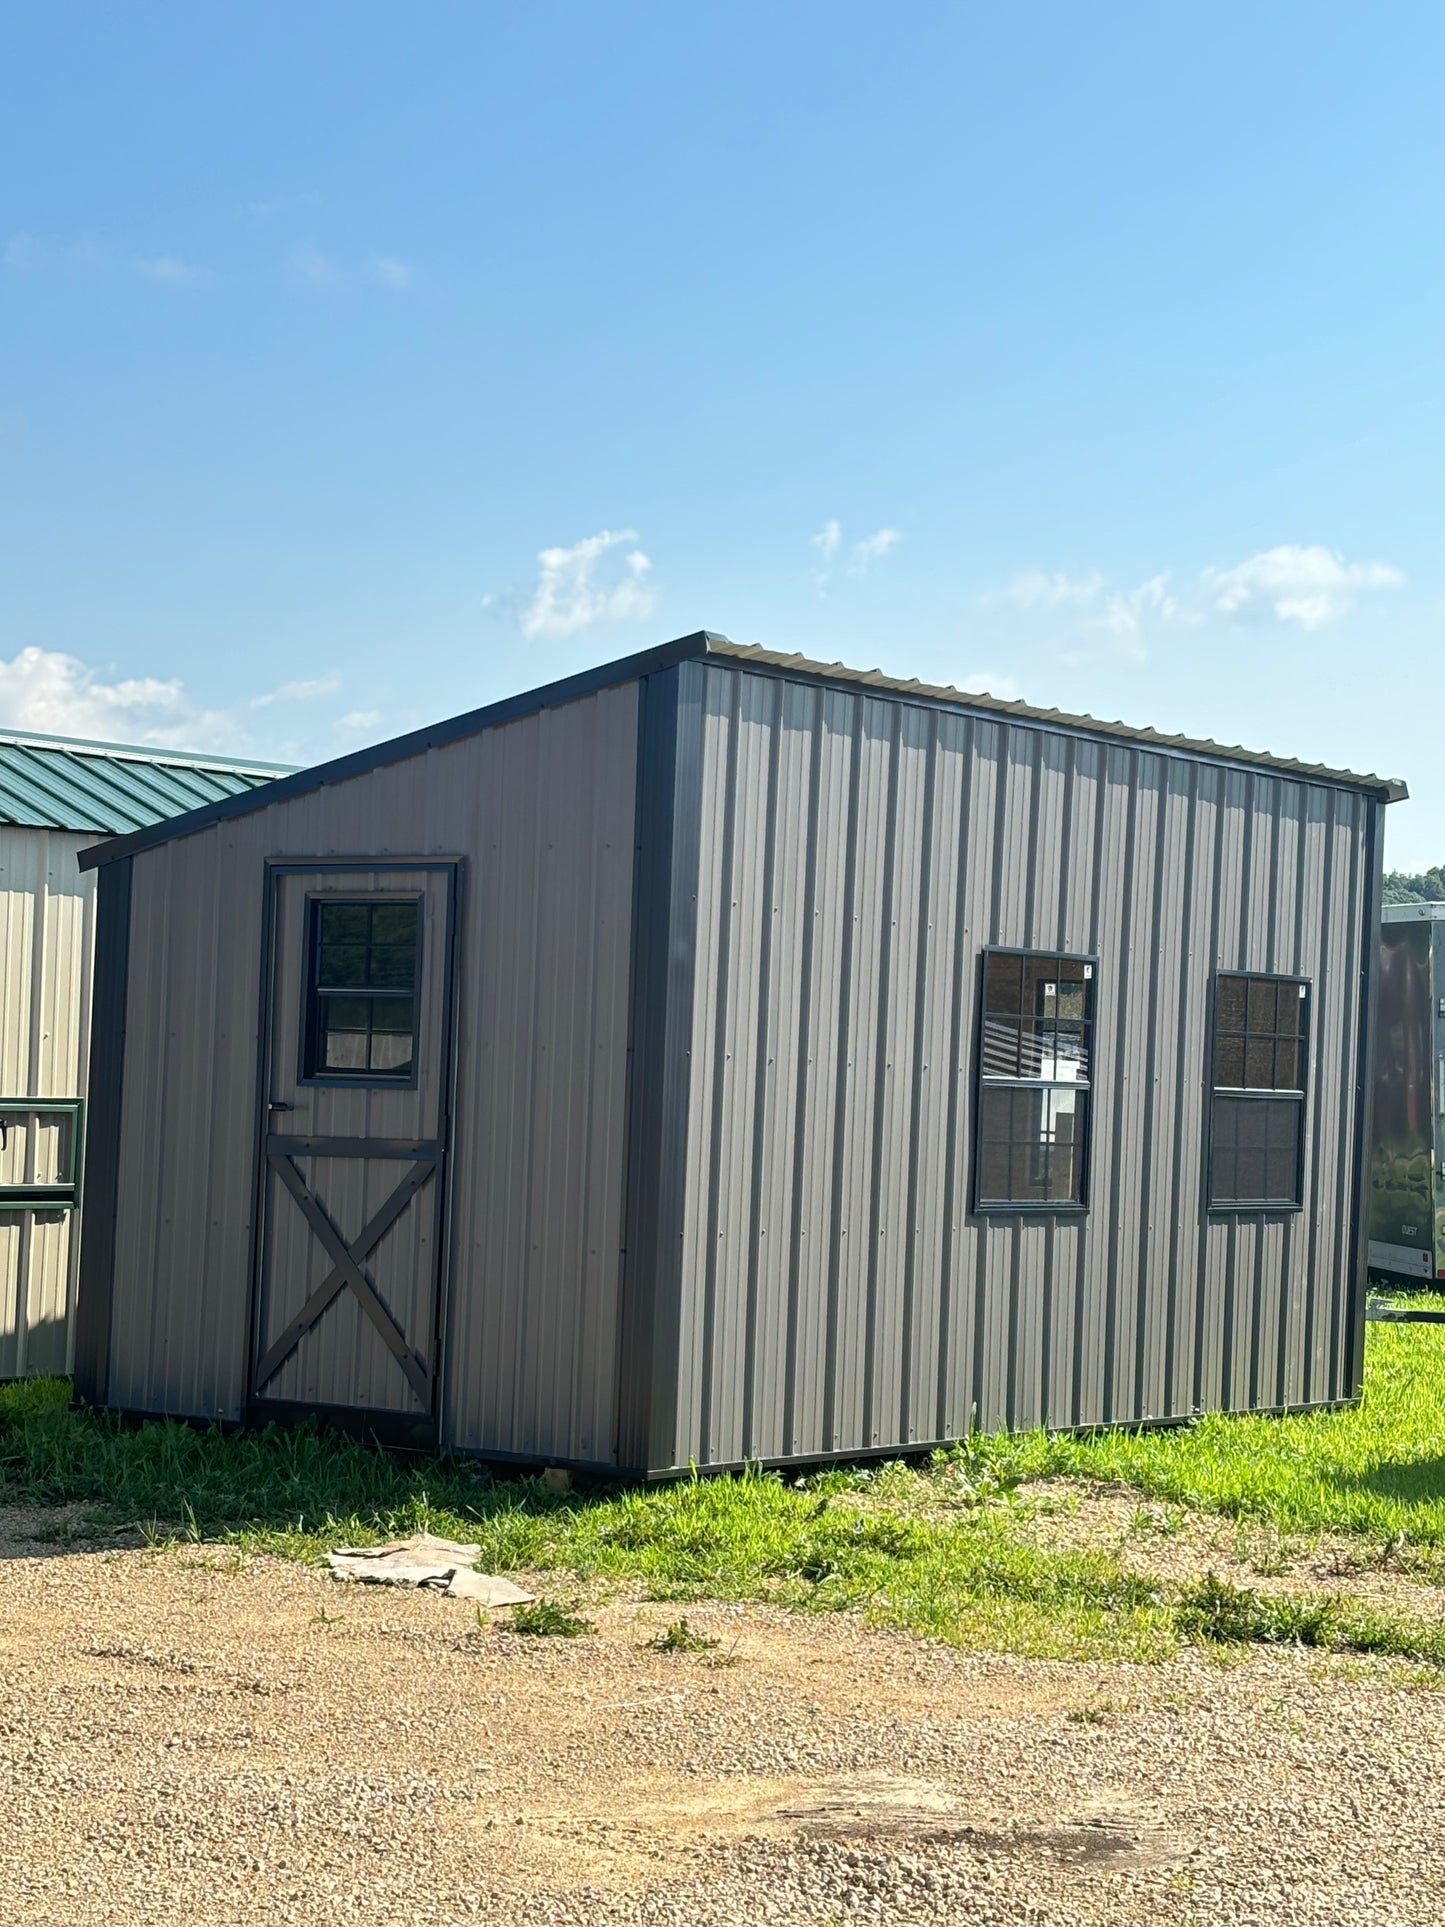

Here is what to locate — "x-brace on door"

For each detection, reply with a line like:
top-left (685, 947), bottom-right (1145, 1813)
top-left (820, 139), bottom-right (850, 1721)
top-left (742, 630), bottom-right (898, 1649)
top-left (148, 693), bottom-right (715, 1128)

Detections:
top-left (248, 861), bottom-right (458, 1442)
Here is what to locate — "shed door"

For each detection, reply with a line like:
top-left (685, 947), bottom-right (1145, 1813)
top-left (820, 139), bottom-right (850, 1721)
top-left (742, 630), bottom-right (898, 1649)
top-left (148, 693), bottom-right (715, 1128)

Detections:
top-left (249, 863), bottom-right (457, 1439)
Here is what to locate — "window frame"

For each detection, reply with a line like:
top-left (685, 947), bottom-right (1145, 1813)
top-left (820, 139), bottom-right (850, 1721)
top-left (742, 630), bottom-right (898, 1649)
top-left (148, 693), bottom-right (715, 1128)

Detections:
top-left (1206, 967), bottom-right (1311, 1213)
top-left (971, 944), bottom-right (1097, 1216)
top-left (299, 892), bottom-right (425, 1089)
top-left (0, 1098), bottom-right (84, 1212)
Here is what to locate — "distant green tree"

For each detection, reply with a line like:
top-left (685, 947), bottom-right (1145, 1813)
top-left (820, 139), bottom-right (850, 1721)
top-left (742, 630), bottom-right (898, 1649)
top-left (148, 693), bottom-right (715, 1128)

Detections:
top-left (1384, 866), bottom-right (1445, 904)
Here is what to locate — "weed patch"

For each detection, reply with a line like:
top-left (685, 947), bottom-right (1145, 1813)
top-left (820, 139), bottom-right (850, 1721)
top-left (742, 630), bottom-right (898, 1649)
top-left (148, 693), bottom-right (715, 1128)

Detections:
top-left (1174, 1572), bottom-right (1445, 1666)
top-left (648, 1618), bottom-right (718, 1654)
top-left (508, 1599), bottom-right (594, 1638)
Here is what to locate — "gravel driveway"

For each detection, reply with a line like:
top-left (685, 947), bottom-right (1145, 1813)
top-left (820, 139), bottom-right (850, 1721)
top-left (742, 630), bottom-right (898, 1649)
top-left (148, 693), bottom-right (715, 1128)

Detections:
top-left (1, 1509), bottom-right (1442, 1925)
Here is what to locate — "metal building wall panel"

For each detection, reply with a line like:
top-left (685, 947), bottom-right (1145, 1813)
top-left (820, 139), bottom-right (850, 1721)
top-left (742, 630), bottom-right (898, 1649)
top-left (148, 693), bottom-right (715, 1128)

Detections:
top-left (829, 703), bottom-right (893, 1454)
top-left (0, 826), bottom-right (96, 1377)
top-left (672, 671), bottom-right (735, 1468)
top-left (867, 702), bottom-right (929, 1447)
top-left (660, 661), bottom-right (1376, 1469)
top-left (1303, 790), bottom-right (1345, 1403)
top-left (901, 712), bottom-right (964, 1445)
top-left (103, 684), bottom-right (639, 1460)
top-left (937, 725), bottom-right (998, 1439)
top-left (1107, 753), bottom-right (1159, 1425)
top-left (1328, 795), bottom-right (1367, 1397)
top-left (744, 677), bottom-right (814, 1461)
top-left (786, 690), bottom-right (854, 1458)
top-left (1137, 764), bottom-right (1192, 1421)
top-left (703, 672), bottom-right (773, 1468)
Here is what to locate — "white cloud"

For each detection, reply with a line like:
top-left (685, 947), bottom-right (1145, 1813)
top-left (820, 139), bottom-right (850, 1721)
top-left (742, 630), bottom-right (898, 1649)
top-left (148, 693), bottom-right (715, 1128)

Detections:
top-left (1201, 544), bottom-right (1403, 629)
top-left (367, 255), bottom-right (413, 290)
top-left (0, 647), bottom-right (204, 745)
top-left (520, 529), bottom-right (656, 641)
top-left (810, 520), bottom-right (843, 564)
top-left (0, 646), bottom-right (344, 755)
top-left (956, 667), bottom-right (1023, 701)
top-left (811, 519), bottom-right (901, 589)
top-left (290, 241), bottom-right (338, 289)
top-left (982, 543), bottom-right (1402, 670)
top-left (249, 673), bottom-right (342, 711)
top-left (133, 255), bottom-right (198, 284)
top-left (849, 527), bottom-right (900, 573)
top-left (989, 569), bottom-right (1109, 611)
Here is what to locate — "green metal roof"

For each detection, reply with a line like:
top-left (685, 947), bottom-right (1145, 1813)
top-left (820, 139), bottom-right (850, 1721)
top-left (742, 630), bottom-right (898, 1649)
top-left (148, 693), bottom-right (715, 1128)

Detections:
top-left (0, 727), bottom-right (292, 835)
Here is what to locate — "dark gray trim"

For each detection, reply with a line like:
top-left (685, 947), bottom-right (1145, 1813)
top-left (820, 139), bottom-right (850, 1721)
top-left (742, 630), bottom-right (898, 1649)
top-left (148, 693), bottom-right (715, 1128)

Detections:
top-left (616, 662), bottom-right (705, 1473)
top-left (242, 1398), bottom-right (440, 1453)
top-left (1204, 968), bottom-right (1312, 1213)
top-left (299, 887), bottom-right (425, 1089)
top-left (71, 855), bottom-right (131, 1406)
top-left (635, 1390), bottom-right (1365, 1479)
top-left (78, 633), bottom-right (720, 872)
top-left (1346, 799), bottom-right (1386, 1398)
top-left (969, 944), bottom-right (1098, 1216)
top-left (265, 1135), bottom-right (440, 1159)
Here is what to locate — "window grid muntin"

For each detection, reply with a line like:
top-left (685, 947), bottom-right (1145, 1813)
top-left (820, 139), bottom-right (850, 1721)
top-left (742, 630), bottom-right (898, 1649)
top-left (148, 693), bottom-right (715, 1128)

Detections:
top-left (304, 896), bottom-right (422, 1083)
top-left (1208, 970), bottom-right (1310, 1209)
top-left (975, 948), bottom-right (1095, 1212)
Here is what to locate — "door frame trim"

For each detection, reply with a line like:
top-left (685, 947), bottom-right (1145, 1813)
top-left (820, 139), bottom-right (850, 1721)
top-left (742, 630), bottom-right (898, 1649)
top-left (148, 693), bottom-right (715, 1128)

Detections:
top-left (243, 857), bottom-right (464, 1440)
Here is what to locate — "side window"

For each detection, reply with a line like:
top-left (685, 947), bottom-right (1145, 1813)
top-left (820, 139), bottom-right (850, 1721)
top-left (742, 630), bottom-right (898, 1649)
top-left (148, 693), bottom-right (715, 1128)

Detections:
top-left (303, 897), bottom-right (421, 1081)
top-left (975, 949), bottom-right (1094, 1210)
top-left (1209, 972), bottom-right (1309, 1208)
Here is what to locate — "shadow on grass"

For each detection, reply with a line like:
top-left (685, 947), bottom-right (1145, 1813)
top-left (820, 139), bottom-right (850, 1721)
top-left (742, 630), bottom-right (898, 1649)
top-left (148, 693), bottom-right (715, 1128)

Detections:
top-left (0, 1376), bottom-right (590, 1562)
top-left (1329, 1457), bottom-right (1445, 1510)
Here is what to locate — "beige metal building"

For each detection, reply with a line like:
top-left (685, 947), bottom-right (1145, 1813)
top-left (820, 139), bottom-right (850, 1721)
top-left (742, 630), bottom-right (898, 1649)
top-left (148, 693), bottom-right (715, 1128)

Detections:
top-left (0, 729), bottom-right (286, 1375)
top-left (71, 635), bottom-right (1401, 1469)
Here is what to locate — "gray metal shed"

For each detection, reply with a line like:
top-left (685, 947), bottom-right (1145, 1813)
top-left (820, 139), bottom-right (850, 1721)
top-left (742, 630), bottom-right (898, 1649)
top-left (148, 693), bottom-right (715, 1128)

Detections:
top-left (71, 633), bottom-right (1402, 1472)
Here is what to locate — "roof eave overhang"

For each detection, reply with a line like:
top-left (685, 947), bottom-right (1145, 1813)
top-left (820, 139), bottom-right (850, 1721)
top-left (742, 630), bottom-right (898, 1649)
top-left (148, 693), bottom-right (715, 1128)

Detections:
top-left (77, 627), bottom-right (1407, 872)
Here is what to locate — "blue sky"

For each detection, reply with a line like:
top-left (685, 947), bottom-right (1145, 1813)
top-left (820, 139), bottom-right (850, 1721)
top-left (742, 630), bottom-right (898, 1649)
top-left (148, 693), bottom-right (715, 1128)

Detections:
top-left (2, 3), bottom-right (1442, 863)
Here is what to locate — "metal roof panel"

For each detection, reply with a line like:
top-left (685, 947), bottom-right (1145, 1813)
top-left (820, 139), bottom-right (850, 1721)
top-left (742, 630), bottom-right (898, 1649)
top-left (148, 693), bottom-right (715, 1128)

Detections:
top-left (0, 730), bottom-right (292, 834)
top-left (73, 629), bottom-right (1407, 871)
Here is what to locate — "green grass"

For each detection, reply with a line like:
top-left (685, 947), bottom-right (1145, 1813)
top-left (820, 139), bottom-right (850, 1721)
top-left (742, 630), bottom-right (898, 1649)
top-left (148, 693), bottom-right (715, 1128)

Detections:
top-left (1033, 1307), bottom-right (1445, 1547)
top-left (1173, 1572), bottom-right (1445, 1665)
top-left (1, 1311), bottom-right (1443, 1666)
top-left (507, 1597), bottom-right (594, 1637)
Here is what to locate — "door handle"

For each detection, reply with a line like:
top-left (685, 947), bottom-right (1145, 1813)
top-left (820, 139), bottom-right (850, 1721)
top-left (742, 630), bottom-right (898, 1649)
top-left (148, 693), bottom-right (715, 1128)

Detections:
top-left (269, 1101), bottom-right (294, 1112)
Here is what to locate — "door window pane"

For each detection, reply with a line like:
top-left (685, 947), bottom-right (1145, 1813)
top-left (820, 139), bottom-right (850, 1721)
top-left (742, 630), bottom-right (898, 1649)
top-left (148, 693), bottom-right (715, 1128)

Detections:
top-left (305, 897), bottom-right (420, 1081)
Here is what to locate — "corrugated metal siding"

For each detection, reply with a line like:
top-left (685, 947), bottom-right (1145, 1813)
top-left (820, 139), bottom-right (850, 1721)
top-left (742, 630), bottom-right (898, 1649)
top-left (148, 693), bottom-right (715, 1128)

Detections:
top-left (661, 661), bottom-right (1372, 1469)
top-left (0, 826), bottom-right (95, 1377)
top-left (104, 683), bottom-right (639, 1460)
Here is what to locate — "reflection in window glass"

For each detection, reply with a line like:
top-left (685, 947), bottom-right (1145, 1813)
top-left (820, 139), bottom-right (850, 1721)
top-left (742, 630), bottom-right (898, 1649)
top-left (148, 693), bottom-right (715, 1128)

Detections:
top-left (975, 951), bottom-right (1094, 1210)
top-left (305, 898), bottom-right (420, 1080)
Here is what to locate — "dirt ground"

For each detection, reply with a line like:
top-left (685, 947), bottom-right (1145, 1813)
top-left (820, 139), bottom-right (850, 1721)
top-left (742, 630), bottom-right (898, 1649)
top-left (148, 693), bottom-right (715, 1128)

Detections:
top-left (1, 1508), bottom-right (1444, 1926)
